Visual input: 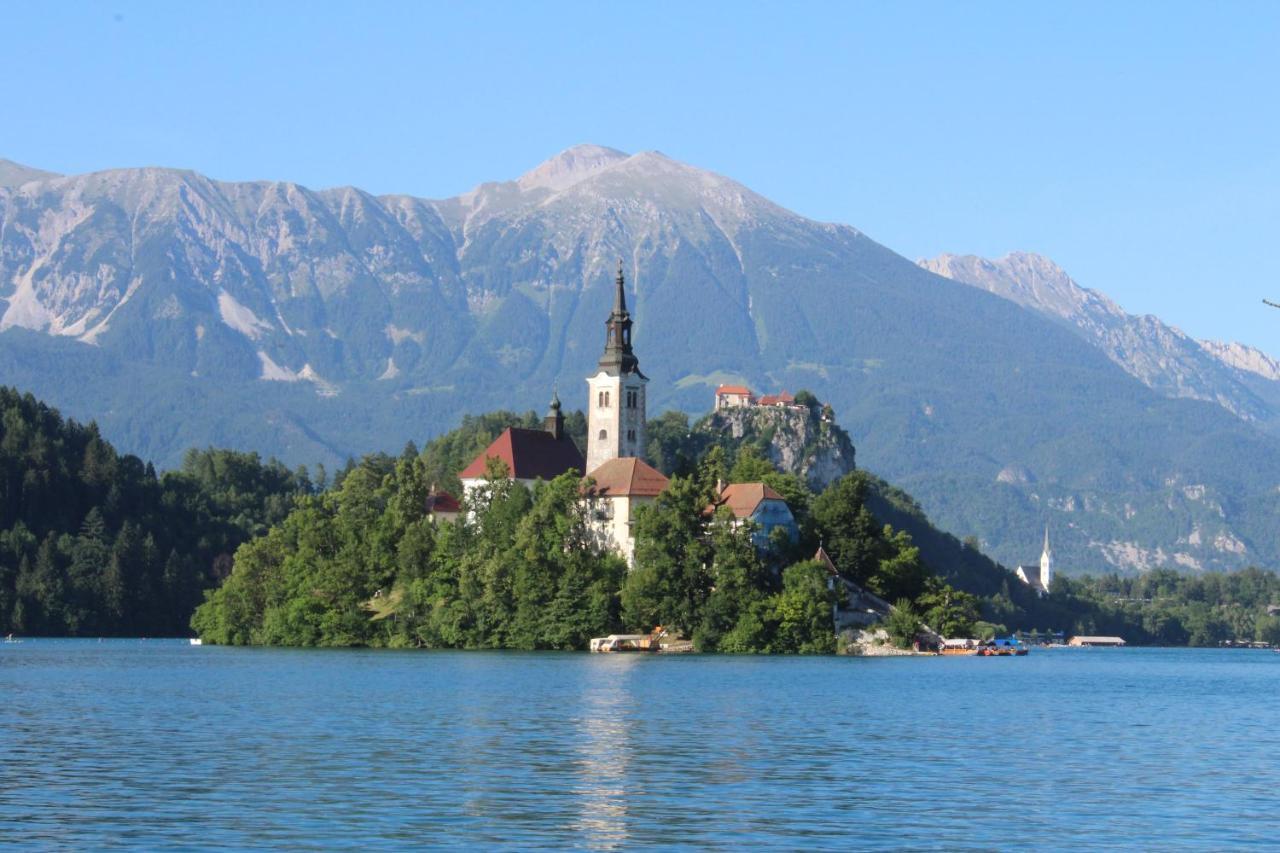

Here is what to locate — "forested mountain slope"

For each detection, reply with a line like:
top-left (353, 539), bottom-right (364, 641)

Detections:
top-left (3, 148), bottom-right (1280, 574)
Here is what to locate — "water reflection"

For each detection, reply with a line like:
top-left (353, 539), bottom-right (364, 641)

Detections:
top-left (6, 644), bottom-right (1280, 848)
top-left (569, 655), bottom-right (642, 848)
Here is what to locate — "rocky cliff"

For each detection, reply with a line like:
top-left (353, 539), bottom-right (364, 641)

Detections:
top-left (696, 404), bottom-right (855, 490)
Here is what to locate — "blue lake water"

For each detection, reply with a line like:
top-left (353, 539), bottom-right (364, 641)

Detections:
top-left (3, 642), bottom-right (1280, 849)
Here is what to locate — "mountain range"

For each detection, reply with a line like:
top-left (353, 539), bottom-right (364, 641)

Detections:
top-left (2, 146), bottom-right (1279, 576)
top-left (920, 252), bottom-right (1280, 431)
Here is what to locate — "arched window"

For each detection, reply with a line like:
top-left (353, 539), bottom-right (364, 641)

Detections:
top-left (598, 429), bottom-right (607, 441)
top-left (605, 391), bottom-right (611, 407)
top-left (598, 391), bottom-right (603, 407)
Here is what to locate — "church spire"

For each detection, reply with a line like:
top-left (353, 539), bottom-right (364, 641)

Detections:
top-left (612, 258), bottom-right (628, 316)
top-left (598, 259), bottom-right (642, 376)
top-left (544, 387), bottom-right (564, 440)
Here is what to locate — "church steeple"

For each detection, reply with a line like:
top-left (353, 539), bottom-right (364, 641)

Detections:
top-left (585, 259), bottom-right (649, 473)
top-left (599, 260), bottom-right (642, 376)
top-left (1039, 524), bottom-right (1054, 594)
top-left (544, 388), bottom-right (564, 440)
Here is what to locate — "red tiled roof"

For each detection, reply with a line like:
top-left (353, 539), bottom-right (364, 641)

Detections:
top-left (814, 546), bottom-right (838, 576)
top-left (758, 390), bottom-right (795, 406)
top-left (458, 427), bottom-right (585, 481)
top-left (715, 384), bottom-right (753, 396)
top-left (426, 491), bottom-right (460, 514)
top-left (711, 482), bottom-right (788, 518)
top-left (585, 457), bottom-right (670, 498)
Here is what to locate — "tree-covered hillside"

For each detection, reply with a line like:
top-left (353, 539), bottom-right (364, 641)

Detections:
top-left (0, 388), bottom-right (309, 635)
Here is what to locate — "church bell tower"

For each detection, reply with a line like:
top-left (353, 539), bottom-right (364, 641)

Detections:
top-left (1039, 525), bottom-right (1054, 593)
top-left (586, 260), bottom-right (647, 472)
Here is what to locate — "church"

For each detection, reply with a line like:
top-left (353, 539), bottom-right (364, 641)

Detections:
top-left (457, 261), bottom-right (669, 562)
top-left (1015, 527), bottom-right (1055, 596)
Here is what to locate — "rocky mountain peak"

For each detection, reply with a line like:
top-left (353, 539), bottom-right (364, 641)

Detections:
top-left (920, 251), bottom-right (1124, 323)
top-left (924, 250), bottom-right (1280, 429)
top-left (1199, 340), bottom-right (1280, 381)
top-left (515, 144), bottom-right (629, 193)
top-left (0, 158), bottom-right (61, 188)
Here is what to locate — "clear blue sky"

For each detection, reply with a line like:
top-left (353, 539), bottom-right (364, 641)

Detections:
top-left (3, 1), bottom-right (1278, 350)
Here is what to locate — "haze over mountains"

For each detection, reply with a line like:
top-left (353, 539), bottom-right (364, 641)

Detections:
top-left (2, 145), bottom-right (1279, 576)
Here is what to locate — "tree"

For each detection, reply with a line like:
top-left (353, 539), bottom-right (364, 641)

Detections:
top-left (626, 475), bottom-right (716, 636)
top-left (915, 576), bottom-right (979, 638)
top-left (811, 473), bottom-right (888, 585)
top-left (884, 599), bottom-right (922, 649)
top-left (771, 561), bottom-right (835, 653)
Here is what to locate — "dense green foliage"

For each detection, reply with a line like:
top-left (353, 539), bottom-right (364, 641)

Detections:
top-left (9, 379), bottom-right (1277, 650)
top-left (0, 388), bottom-right (309, 635)
top-left (191, 446), bottom-right (842, 652)
top-left (1041, 569), bottom-right (1280, 647)
top-left (192, 407), bottom-right (989, 652)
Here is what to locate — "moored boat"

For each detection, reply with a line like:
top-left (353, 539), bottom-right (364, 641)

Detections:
top-left (978, 637), bottom-right (1028, 656)
top-left (940, 638), bottom-right (979, 656)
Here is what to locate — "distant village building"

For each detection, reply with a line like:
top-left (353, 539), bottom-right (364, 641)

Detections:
top-left (711, 482), bottom-right (799, 548)
top-left (1015, 526), bottom-right (1055, 596)
top-left (757, 390), bottom-right (796, 408)
top-left (712, 384), bottom-right (803, 412)
top-left (582, 457), bottom-right (670, 565)
top-left (714, 385), bottom-right (754, 409)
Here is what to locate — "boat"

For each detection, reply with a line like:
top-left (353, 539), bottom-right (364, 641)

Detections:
top-left (589, 634), bottom-right (657, 653)
top-left (589, 625), bottom-right (668, 653)
top-left (977, 637), bottom-right (1028, 657)
top-left (3, 633), bottom-right (21, 644)
top-left (189, 638), bottom-right (203, 646)
top-left (939, 638), bottom-right (979, 656)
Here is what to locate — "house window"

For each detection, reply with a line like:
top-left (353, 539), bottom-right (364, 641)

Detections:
top-left (626, 389), bottom-right (638, 409)
top-left (599, 429), bottom-right (607, 441)
top-left (605, 391), bottom-right (611, 407)
top-left (626, 429), bottom-right (636, 442)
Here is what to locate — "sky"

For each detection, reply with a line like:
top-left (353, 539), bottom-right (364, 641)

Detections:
top-left (3, 1), bottom-right (1278, 350)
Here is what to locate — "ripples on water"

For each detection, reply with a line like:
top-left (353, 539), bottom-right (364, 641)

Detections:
top-left (3, 642), bottom-right (1280, 849)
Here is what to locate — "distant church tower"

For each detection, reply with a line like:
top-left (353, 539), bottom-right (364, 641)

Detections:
top-left (1039, 525), bottom-right (1054, 593)
top-left (586, 261), bottom-right (647, 472)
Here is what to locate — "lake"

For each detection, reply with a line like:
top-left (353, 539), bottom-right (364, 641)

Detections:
top-left (2, 642), bottom-right (1279, 849)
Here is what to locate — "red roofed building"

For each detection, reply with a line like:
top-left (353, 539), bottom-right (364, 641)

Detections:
top-left (710, 482), bottom-right (799, 548)
top-left (757, 390), bottom-right (797, 408)
top-left (715, 384), bottom-right (754, 410)
top-left (458, 393), bottom-right (585, 500)
top-left (583, 457), bottom-right (670, 564)
top-left (425, 488), bottom-right (461, 524)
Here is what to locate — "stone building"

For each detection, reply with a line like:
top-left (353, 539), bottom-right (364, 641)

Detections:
top-left (582, 456), bottom-right (670, 565)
